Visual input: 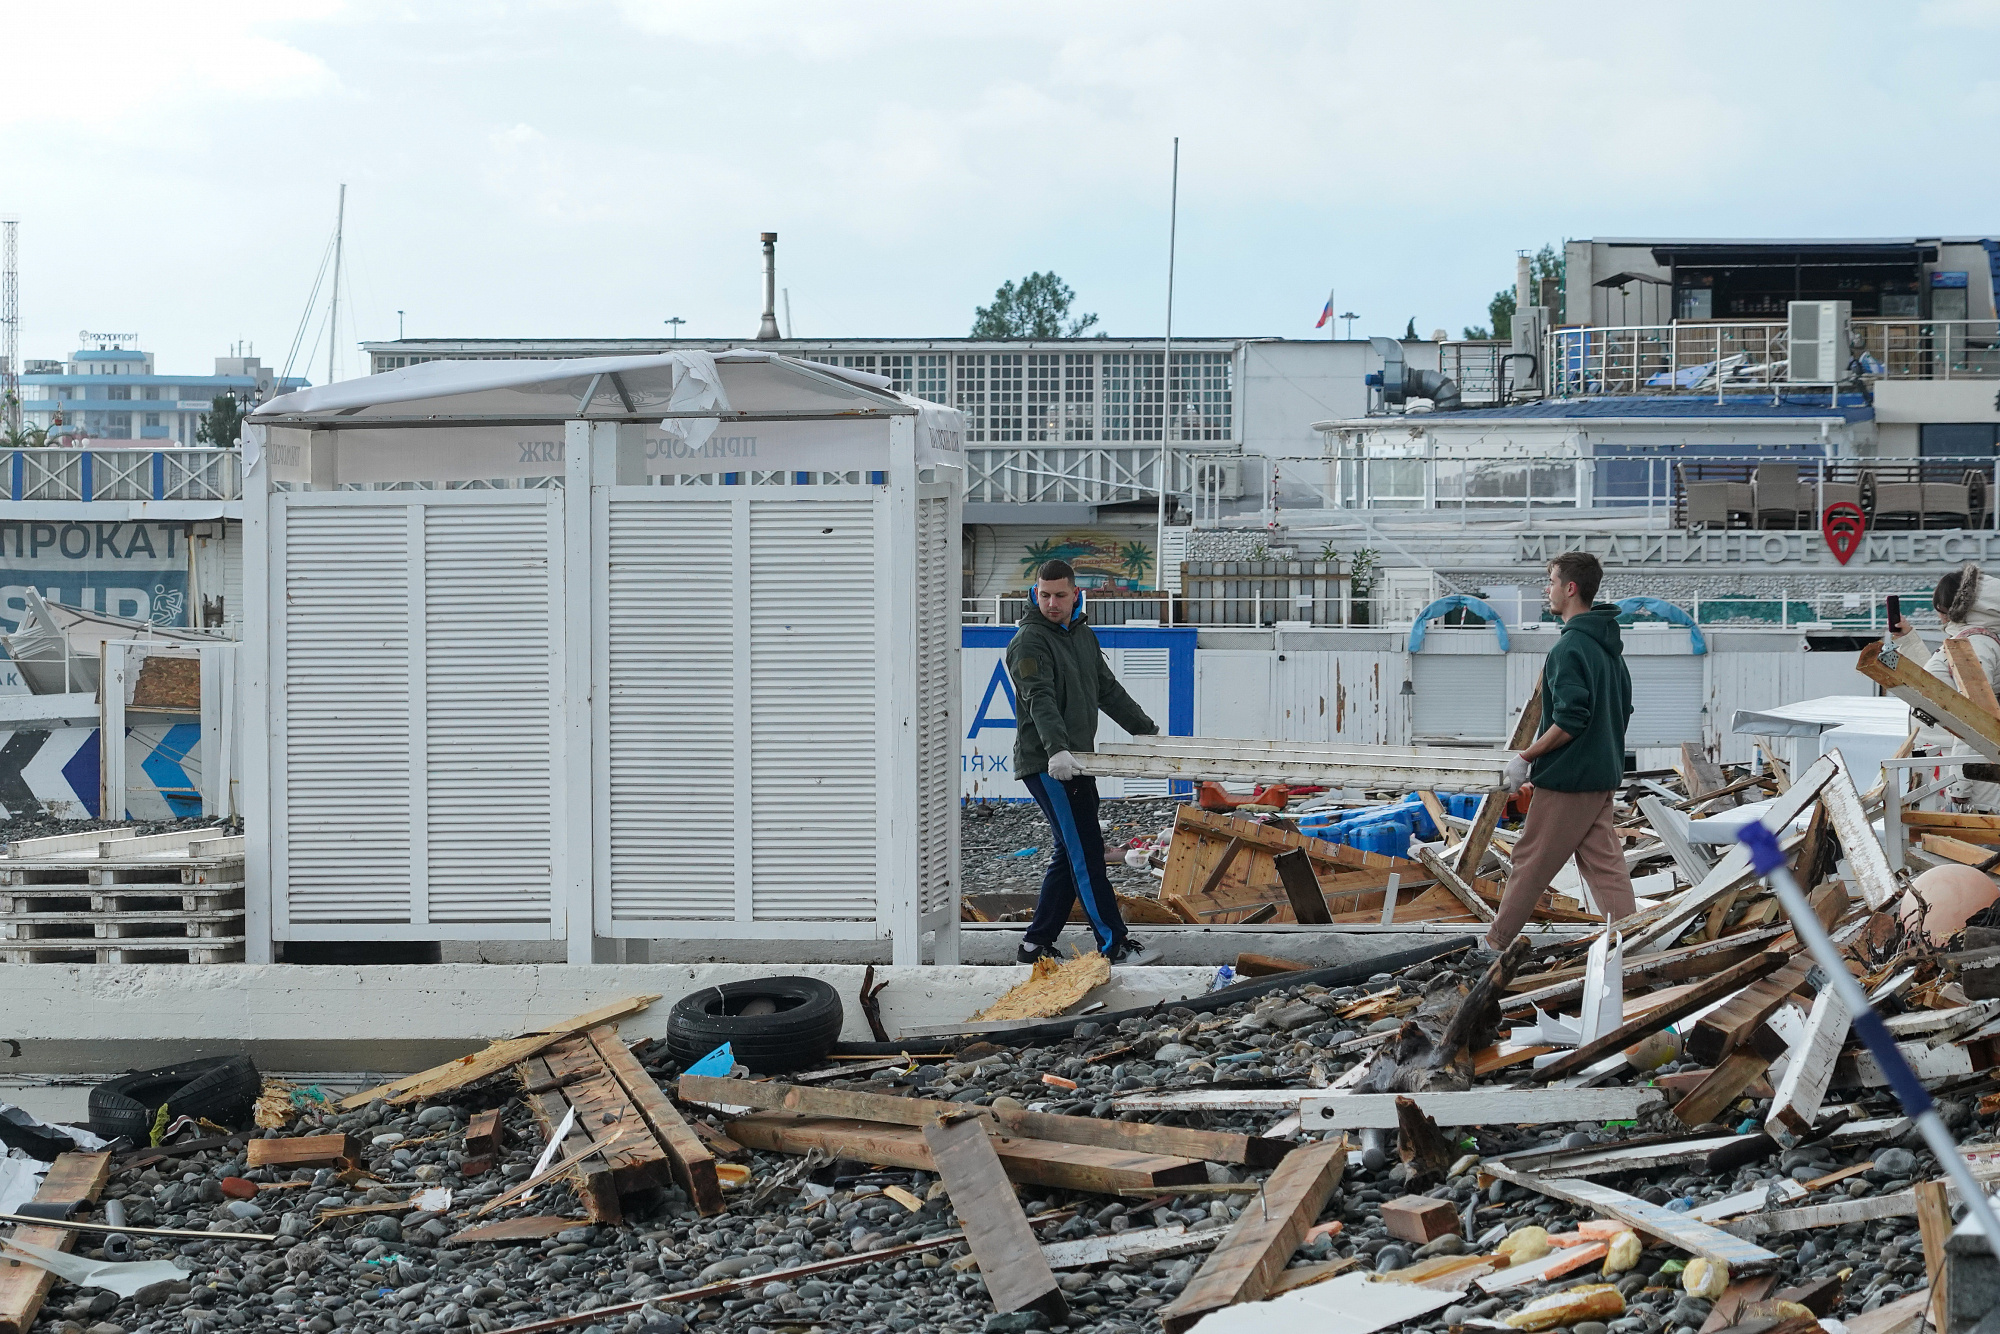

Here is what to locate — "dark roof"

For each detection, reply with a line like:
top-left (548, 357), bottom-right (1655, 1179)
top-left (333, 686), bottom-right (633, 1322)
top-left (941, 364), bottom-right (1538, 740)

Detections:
top-left (1651, 242), bottom-right (1935, 266)
top-left (1429, 395), bottom-right (1873, 423)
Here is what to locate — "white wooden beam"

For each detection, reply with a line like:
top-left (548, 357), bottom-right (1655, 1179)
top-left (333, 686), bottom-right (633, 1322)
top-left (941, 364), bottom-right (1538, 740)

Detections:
top-left (1298, 1088), bottom-right (1660, 1130)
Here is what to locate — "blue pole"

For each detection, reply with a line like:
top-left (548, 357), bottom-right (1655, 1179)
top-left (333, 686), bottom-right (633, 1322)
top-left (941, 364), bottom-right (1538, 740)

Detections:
top-left (1737, 819), bottom-right (2000, 1262)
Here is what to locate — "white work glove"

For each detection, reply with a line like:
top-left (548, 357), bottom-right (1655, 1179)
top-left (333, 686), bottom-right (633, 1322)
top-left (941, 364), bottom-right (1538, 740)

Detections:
top-left (1047, 751), bottom-right (1083, 782)
top-left (1503, 754), bottom-right (1532, 793)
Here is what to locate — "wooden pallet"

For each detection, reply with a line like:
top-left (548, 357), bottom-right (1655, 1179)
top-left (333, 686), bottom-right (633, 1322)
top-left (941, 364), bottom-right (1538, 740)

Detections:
top-left (0, 859), bottom-right (245, 888)
top-left (1, 936), bottom-right (245, 964)
top-left (3, 884), bottom-right (244, 914)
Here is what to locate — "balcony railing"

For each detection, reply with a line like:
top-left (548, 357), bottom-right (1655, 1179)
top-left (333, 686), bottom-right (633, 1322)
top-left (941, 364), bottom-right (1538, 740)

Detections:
top-left (963, 588), bottom-right (1944, 631)
top-left (1274, 452), bottom-right (2000, 530)
top-left (5, 448), bottom-right (242, 502)
top-left (1546, 319), bottom-right (2000, 398)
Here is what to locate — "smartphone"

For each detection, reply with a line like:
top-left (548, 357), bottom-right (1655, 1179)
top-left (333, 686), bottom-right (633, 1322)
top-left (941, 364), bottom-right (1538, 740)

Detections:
top-left (1886, 594), bottom-right (1901, 634)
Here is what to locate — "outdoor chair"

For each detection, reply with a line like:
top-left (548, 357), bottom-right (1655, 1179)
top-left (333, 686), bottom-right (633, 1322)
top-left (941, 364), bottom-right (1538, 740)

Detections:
top-left (1817, 480), bottom-right (1863, 519)
top-left (1752, 464), bottom-right (1809, 529)
top-left (1967, 470), bottom-right (1996, 529)
top-left (1681, 472), bottom-right (1753, 530)
top-left (1872, 480), bottom-right (1924, 530)
top-left (1922, 482), bottom-right (1971, 529)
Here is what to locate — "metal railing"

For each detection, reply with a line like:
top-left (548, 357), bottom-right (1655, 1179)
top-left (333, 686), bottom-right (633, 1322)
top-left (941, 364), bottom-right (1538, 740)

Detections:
top-left (964, 446), bottom-right (1168, 505)
top-left (1547, 319), bottom-right (2000, 398)
top-left (962, 588), bottom-right (1942, 631)
top-left (1282, 452), bottom-right (2000, 530)
top-left (5, 448), bottom-right (242, 502)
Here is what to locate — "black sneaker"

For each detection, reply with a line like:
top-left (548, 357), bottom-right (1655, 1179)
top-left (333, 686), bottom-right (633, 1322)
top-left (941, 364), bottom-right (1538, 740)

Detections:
top-left (1106, 937), bottom-right (1162, 966)
top-left (1016, 941), bottom-right (1064, 965)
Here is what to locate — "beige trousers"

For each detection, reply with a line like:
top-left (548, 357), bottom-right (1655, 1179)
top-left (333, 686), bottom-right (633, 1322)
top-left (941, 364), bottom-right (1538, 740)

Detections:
top-left (1487, 788), bottom-right (1636, 946)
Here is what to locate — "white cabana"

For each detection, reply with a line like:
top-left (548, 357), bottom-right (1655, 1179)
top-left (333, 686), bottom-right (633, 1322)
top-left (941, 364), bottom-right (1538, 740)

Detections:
top-left (243, 351), bottom-right (964, 964)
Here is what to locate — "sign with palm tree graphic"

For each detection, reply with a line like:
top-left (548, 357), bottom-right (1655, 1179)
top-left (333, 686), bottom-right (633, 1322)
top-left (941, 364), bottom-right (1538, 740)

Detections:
top-left (1016, 531), bottom-right (1154, 590)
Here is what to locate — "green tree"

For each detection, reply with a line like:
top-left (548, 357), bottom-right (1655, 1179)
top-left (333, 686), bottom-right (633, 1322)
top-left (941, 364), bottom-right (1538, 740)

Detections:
top-left (973, 272), bottom-right (1098, 339)
top-left (1403, 318), bottom-right (1418, 340)
top-left (196, 393), bottom-right (243, 448)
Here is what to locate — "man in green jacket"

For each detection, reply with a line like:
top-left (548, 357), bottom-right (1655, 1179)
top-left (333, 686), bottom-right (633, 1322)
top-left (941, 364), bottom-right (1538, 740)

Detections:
top-left (1007, 559), bottom-right (1162, 966)
top-left (1485, 550), bottom-right (1638, 948)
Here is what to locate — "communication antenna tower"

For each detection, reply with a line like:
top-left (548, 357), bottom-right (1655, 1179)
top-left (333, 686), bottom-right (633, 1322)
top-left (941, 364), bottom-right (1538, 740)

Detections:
top-left (2, 219), bottom-right (18, 435)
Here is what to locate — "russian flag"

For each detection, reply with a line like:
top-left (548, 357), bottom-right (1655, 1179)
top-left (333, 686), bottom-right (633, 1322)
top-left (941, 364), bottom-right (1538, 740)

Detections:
top-left (1315, 289), bottom-right (1335, 329)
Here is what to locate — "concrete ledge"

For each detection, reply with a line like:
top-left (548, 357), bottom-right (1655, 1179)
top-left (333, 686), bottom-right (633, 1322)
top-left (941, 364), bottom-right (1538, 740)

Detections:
top-left (3, 962), bottom-right (1222, 1076)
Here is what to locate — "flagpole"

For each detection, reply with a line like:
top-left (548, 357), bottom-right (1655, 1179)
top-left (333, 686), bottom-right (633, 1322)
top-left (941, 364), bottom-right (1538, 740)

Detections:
top-left (1157, 136), bottom-right (1178, 602)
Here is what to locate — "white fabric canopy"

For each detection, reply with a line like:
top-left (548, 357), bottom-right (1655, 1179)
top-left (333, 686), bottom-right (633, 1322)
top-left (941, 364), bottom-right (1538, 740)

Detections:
top-left (251, 349), bottom-right (904, 423)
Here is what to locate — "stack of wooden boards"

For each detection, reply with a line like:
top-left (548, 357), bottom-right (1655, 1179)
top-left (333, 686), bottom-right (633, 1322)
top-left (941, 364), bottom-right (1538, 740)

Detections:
top-left (334, 994), bottom-right (722, 1223)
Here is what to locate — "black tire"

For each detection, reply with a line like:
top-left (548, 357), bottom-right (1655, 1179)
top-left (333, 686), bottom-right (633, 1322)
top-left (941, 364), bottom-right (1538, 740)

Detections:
top-left (665, 977), bottom-right (844, 1074)
top-left (89, 1055), bottom-right (261, 1142)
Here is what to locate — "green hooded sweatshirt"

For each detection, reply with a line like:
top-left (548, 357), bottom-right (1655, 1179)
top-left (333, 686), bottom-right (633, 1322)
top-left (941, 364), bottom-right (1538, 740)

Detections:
top-left (1005, 600), bottom-right (1159, 778)
top-left (1530, 603), bottom-right (1633, 793)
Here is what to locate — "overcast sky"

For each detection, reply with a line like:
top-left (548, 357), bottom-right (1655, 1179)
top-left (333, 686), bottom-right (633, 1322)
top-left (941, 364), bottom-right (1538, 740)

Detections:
top-left (8, 0), bottom-right (2000, 380)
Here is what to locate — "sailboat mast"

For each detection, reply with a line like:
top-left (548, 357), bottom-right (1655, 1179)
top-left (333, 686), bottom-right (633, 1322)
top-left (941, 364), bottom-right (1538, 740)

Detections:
top-left (328, 184), bottom-right (346, 384)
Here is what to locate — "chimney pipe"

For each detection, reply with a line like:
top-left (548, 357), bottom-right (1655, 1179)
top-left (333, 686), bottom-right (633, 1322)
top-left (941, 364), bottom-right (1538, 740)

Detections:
top-left (756, 232), bottom-right (782, 341)
top-left (1515, 253), bottom-right (1533, 319)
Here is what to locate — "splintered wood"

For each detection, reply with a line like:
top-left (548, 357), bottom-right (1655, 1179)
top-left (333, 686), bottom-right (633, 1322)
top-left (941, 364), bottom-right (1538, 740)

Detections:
top-left (974, 951), bottom-right (1110, 1022)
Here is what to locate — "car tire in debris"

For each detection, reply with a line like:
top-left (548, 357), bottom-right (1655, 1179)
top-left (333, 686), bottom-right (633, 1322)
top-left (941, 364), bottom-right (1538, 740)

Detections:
top-left (89, 1055), bottom-right (262, 1142)
top-left (665, 977), bottom-right (845, 1074)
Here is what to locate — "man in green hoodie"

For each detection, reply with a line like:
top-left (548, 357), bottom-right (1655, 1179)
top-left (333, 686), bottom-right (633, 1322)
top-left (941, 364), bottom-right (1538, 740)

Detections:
top-left (1485, 550), bottom-right (1637, 948)
top-left (1007, 559), bottom-right (1162, 966)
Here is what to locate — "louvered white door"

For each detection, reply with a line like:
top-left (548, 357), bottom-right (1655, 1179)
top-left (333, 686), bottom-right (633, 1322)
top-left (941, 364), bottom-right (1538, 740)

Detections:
top-left (272, 491), bottom-right (563, 938)
top-left (913, 489), bottom-right (959, 922)
top-left (597, 486), bottom-right (889, 934)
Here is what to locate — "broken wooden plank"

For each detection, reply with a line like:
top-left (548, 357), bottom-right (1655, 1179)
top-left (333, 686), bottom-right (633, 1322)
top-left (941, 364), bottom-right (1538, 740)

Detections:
top-left (1686, 960), bottom-right (1813, 1065)
top-left (1679, 743), bottom-right (1741, 811)
top-left (521, 1054), bottom-right (623, 1223)
top-left (1157, 1138), bottom-right (1348, 1334)
top-left (1673, 1050), bottom-right (1774, 1128)
top-left (1857, 640), bottom-right (2000, 762)
top-left (923, 1113), bottom-right (1068, 1322)
top-left (1505, 927), bottom-right (1789, 1013)
top-left (540, 1036), bottom-right (666, 1195)
top-left (1451, 788), bottom-right (1509, 880)
top-left (338, 994), bottom-right (661, 1109)
top-left (1482, 1166), bottom-right (1781, 1273)
top-left (1766, 983), bottom-right (1854, 1135)
top-left (1039, 1222), bottom-right (1221, 1270)
top-left (1415, 846), bottom-right (1497, 923)
top-left (1944, 638), bottom-right (2000, 719)
top-left (1274, 848), bottom-right (1333, 924)
top-left (587, 1025), bottom-right (721, 1216)
top-left (725, 1112), bottom-right (1207, 1194)
top-left (1686, 1180), bottom-right (1807, 1224)
top-left (1536, 948), bottom-right (1792, 1081)
top-left (464, 1110), bottom-right (504, 1158)
top-left (1817, 765), bottom-right (1901, 910)
top-left (1298, 1087), bottom-right (1660, 1130)
top-left (1841, 1290), bottom-right (1931, 1334)
top-left (1381, 1194), bottom-right (1460, 1243)
top-left (679, 1073), bottom-right (1292, 1169)
top-left (0, 1152), bottom-right (112, 1334)
top-left (442, 1216), bottom-right (580, 1247)
top-left (975, 951), bottom-right (1109, 1021)
top-left (1915, 1178), bottom-right (1952, 1331)
top-left (245, 1133), bottom-right (358, 1171)
top-left (1235, 952), bottom-right (1310, 977)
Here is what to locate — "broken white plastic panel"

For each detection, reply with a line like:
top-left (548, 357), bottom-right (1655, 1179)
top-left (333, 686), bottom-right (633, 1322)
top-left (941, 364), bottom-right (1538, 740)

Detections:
top-left (0, 1239), bottom-right (185, 1298)
top-left (1189, 1271), bottom-right (1461, 1334)
top-left (521, 1105), bottom-right (575, 1205)
top-left (1518, 931), bottom-right (1623, 1063)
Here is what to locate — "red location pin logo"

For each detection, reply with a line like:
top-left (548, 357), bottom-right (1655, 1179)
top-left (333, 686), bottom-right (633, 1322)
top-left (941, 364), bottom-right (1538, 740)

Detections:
top-left (1821, 501), bottom-right (1865, 565)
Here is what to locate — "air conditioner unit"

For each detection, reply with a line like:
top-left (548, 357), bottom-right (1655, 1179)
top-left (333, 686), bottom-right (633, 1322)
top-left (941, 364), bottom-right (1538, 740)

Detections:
top-left (1787, 300), bottom-right (1850, 384)
top-left (1192, 458), bottom-right (1244, 501)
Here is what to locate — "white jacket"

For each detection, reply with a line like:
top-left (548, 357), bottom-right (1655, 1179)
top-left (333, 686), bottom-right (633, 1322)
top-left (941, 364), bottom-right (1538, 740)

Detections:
top-left (1891, 562), bottom-right (2000, 812)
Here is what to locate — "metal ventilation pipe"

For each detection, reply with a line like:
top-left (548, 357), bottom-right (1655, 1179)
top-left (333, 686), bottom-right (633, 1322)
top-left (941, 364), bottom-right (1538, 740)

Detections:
top-left (756, 232), bottom-right (782, 340)
top-left (1515, 253), bottom-right (1533, 316)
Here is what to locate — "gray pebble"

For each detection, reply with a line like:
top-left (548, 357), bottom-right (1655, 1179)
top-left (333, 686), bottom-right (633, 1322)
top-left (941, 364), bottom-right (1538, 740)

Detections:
top-left (1373, 1245), bottom-right (1411, 1272)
